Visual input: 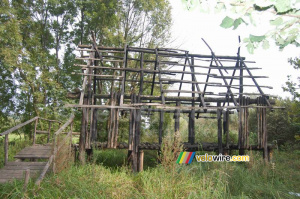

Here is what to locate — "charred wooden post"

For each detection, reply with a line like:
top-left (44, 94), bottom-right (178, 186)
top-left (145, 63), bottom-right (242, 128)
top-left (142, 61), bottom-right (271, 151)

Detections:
top-left (91, 109), bottom-right (98, 142)
top-left (138, 150), bottom-right (144, 172)
top-left (135, 94), bottom-right (142, 172)
top-left (131, 94), bottom-right (140, 172)
top-left (174, 101), bottom-right (180, 133)
top-left (263, 102), bottom-right (268, 163)
top-left (79, 99), bottom-right (88, 164)
top-left (223, 110), bottom-right (230, 155)
top-left (128, 94), bottom-right (134, 162)
top-left (159, 110), bottom-right (164, 145)
top-left (188, 110), bottom-right (195, 144)
top-left (217, 102), bottom-right (223, 154)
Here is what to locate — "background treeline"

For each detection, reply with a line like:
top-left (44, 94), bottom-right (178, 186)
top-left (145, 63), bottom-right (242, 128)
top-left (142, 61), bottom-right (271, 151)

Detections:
top-left (0, 0), bottom-right (171, 134)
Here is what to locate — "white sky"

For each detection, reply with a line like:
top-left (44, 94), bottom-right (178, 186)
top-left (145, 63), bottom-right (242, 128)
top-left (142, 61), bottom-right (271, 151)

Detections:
top-left (169, 1), bottom-right (299, 99)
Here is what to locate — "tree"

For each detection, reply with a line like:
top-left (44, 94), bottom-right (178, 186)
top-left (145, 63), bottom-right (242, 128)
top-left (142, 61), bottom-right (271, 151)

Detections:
top-left (283, 57), bottom-right (300, 100)
top-left (181, 0), bottom-right (300, 53)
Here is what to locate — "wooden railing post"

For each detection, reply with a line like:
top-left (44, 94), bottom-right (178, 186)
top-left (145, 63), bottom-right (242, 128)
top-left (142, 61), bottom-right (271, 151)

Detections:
top-left (4, 134), bottom-right (8, 165)
top-left (70, 122), bottom-right (73, 160)
top-left (47, 121), bottom-right (52, 143)
top-left (33, 118), bottom-right (38, 145)
top-left (52, 135), bottom-right (57, 173)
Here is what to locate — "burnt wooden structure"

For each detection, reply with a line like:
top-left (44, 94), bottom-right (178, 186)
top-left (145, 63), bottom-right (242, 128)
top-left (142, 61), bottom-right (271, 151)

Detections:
top-left (67, 34), bottom-right (276, 171)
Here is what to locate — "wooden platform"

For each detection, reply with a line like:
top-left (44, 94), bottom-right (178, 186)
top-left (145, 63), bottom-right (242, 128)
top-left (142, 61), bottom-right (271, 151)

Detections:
top-left (14, 144), bottom-right (52, 160)
top-left (0, 144), bottom-right (52, 184)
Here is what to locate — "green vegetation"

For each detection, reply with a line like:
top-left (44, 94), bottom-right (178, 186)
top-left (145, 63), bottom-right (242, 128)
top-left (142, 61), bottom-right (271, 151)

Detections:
top-left (0, 148), bottom-right (299, 199)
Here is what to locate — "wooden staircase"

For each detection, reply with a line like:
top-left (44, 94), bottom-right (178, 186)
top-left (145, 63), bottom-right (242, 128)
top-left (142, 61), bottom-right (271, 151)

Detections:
top-left (0, 115), bottom-right (75, 185)
top-left (0, 144), bottom-right (52, 184)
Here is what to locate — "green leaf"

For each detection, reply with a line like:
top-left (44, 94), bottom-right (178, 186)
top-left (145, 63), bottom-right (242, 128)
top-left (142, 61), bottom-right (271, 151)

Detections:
top-left (249, 34), bottom-right (266, 42)
top-left (275, 0), bottom-right (292, 13)
top-left (233, 18), bottom-right (243, 30)
top-left (262, 40), bottom-right (270, 49)
top-left (220, 16), bottom-right (234, 29)
top-left (270, 17), bottom-right (283, 26)
top-left (246, 42), bottom-right (254, 54)
top-left (276, 35), bottom-right (285, 45)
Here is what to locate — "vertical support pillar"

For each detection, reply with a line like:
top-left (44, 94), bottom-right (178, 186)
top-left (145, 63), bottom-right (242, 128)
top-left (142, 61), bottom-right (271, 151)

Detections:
top-left (79, 98), bottom-right (88, 164)
top-left (159, 110), bottom-right (164, 145)
top-left (263, 106), bottom-right (268, 163)
top-left (217, 102), bottom-right (223, 154)
top-left (138, 150), bottom-right (144, 172)
top-left (128, 94), bottom-right (134, 161)
top-left (238, 97), bottom-right (245, 155)
top-left (91, 109), bottom-right (98, 142)
top-left (134, 94), bottom-right (141, 172)
top-left (188, 110), bottom-right (195, 144)
top-left (23, 169), bottom-right (30, 192)
top-left (223, 110), bottom-right (229, 155)
top-left (33, 118), bottom-right (38, 145)
top-left (174, 101), bottom-right (180, 133)
top-left (4, 134), bottom-right (8, 165)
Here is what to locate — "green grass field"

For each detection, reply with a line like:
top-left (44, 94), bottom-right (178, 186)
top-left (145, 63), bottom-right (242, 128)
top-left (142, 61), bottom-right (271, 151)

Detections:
top-left (0, 144), bottom-right (299, 199)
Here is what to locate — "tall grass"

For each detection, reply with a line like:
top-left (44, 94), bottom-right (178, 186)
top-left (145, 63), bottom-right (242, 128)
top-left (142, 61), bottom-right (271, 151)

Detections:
top-left (0, 133), bottom-right (299, 199)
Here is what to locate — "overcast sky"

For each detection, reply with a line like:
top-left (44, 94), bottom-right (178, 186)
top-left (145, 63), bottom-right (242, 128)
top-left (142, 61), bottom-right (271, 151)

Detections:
top-left (168, 1), bottom-right (299, 99)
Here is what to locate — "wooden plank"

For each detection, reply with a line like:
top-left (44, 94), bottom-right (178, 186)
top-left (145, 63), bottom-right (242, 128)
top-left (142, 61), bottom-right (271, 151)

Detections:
top-left (4, 165), bottom-right (46, 170)
top-left (6, 162), bottom-right (47, 166)
top-left (0, 170), bottom-right (39, 179)
top-left (16, 151), bottom-right (51, 156)
top-left (14, 154), bottom-right (51, 159)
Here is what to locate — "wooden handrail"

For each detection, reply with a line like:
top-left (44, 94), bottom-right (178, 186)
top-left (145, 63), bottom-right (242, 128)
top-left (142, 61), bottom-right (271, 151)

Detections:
top-left (54, 115), bottom-right (75, 136)
top-left (38, 117), bottom-right (62, 123)
top-left (35, 155), bottom-right (54, 186)
top-left (0, 116), bottom-right (39, 136)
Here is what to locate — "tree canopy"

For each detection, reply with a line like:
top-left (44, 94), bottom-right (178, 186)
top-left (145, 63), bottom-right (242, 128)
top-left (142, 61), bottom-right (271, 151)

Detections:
top-left (181, 0), bottom-right (300, 53)
top-left (0, 0), bottom-right (172, 134)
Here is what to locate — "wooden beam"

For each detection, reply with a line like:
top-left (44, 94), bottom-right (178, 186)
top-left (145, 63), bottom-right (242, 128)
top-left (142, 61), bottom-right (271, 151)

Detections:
top-left (0, 117), bottom-right (39, 136)
top-left (35, 155), bottom-right (54, 186)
